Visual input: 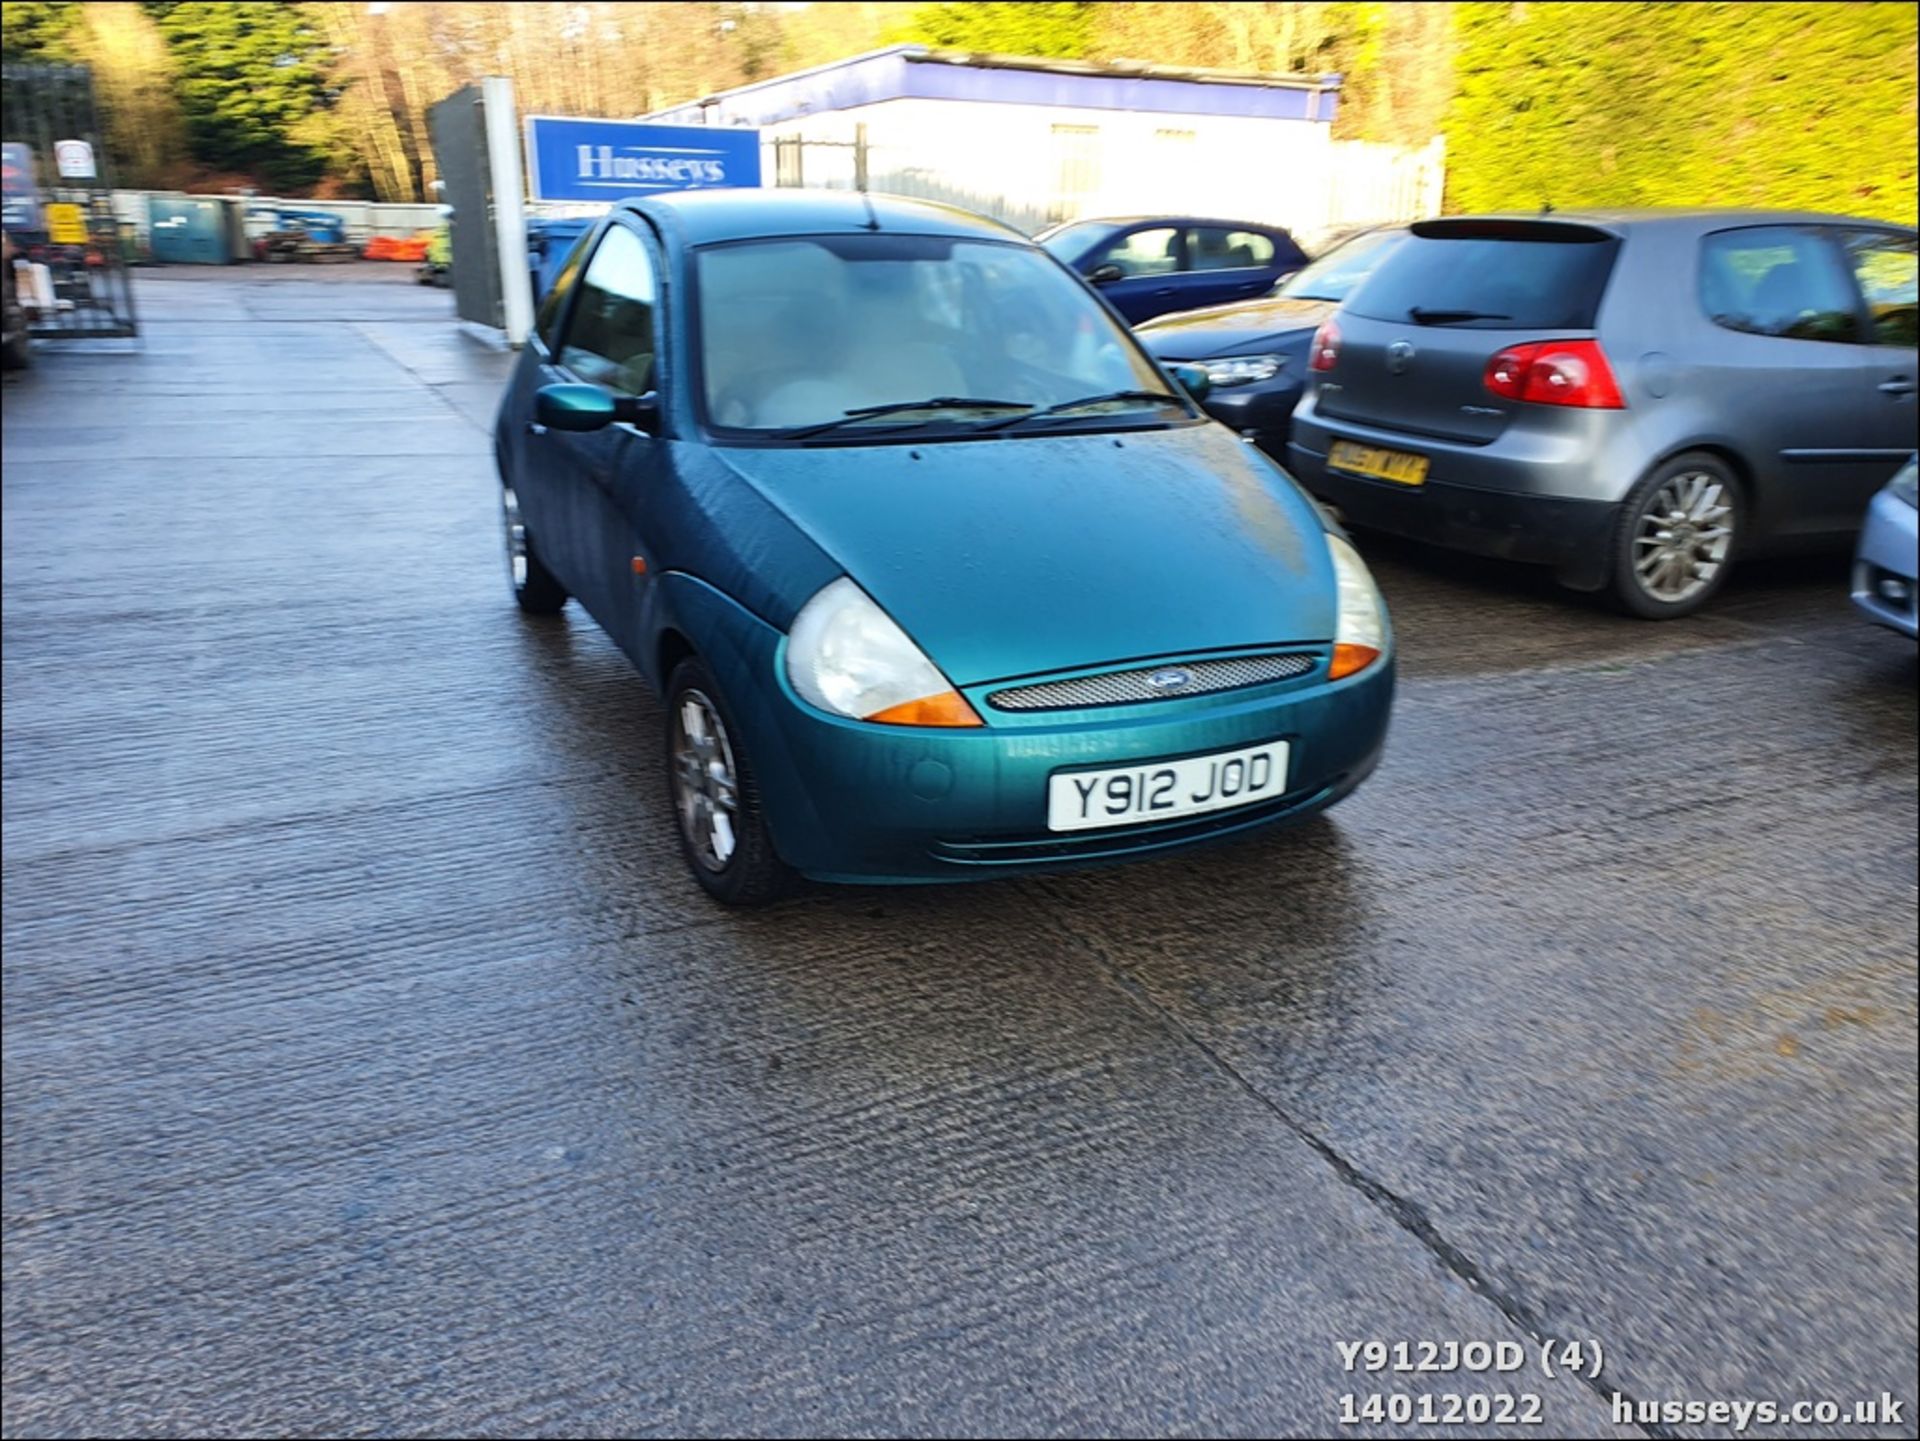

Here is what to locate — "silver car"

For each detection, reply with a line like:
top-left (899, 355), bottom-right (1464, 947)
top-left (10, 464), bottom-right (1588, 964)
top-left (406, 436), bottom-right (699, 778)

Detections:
top-left (1853, 456), bottom-right (1918, 638)
top-left (1288, 211), bottom-right (1919, 617)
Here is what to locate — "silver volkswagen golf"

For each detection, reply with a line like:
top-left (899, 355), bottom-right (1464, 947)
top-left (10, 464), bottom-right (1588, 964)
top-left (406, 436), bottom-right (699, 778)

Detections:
top-left (1287, 211), bottom-right (1918, 617)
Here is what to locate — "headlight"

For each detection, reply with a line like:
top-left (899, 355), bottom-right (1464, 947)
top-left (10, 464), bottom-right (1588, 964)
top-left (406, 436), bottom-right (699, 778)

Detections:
top-left (786, 577), bottom-right (982, 727)
top-left (1892, 462), bottom-right (1918, 508)
top-left (1198, 354), bottom-right (1283, 389)
top-left (1326, 533), bottom-right (1388, 679)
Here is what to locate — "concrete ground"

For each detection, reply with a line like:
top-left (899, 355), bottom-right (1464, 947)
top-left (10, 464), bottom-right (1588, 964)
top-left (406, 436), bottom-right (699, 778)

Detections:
top-left (3, 264), bottom-right (1915, 1439)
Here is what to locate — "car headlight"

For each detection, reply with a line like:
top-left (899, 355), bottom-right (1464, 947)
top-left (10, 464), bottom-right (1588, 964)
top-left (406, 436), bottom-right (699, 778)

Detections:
top-left (1198, 354), bottom-right (1283, 389)
top-left (1892, 463), bottom-right (1918, 509)
top-left (1326, 533), bottom-right (1388, 679)
top-left (786, 577), bottom-right (982, 727)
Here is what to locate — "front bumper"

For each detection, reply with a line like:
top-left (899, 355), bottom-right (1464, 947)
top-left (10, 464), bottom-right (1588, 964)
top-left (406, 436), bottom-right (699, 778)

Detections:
top-left (1196, 376), bottom-right (1306, 459)
top-left (1851, 489), bottom-right (1919, 638)
top-left (715, 623), bottom-right (1393, 883)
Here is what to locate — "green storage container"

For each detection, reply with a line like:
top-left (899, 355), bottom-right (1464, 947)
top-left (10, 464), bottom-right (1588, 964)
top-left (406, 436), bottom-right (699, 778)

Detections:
top-left (148, 196), bottom-right (238, 265)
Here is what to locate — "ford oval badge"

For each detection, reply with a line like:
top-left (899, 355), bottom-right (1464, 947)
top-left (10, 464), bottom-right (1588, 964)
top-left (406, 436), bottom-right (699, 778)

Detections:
top-left (1147, 667), bottom-right (1193, 693)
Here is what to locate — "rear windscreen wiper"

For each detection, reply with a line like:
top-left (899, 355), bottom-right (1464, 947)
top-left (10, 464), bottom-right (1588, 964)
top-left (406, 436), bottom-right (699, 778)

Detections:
top-left (981, 389), bottom-right (1185, 430)
top-left (1407, 307), bottom-right (1512, 325)
top-left (779, 397), bottom-right (1031, 439)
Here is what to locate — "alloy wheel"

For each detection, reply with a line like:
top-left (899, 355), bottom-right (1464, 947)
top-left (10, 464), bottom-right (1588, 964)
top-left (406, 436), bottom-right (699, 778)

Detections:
top-left (671, 689), bottom-right (741, 872)
top-left (502, 484), bottom-right (529, 589)
top-left (1632, 471), bottom-right (1733, 604)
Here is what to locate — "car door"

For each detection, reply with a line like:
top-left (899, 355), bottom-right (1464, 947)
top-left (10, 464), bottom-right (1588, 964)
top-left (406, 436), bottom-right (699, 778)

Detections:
top-left (503, 226), bottom-right (595, 589)
top-left (1086, 224), bottom-right (1184, 324)
top-left (543, 219), bottom-right (667, 654)
top-left (1836, 226), bottom-right (1919, 503)
top-left (1695, 224), bottom-right (1889, 539)
top-left (1180, 225), bottom-right (1288, 312)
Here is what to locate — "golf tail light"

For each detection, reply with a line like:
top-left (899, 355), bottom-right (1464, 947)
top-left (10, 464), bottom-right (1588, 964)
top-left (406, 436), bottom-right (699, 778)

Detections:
top-left (1483, 339), bottom-right (1625, 409)
top-left (786, 577), bottom-right (982, 728)
top-left (1308, 318), bottom-right (1342, 372)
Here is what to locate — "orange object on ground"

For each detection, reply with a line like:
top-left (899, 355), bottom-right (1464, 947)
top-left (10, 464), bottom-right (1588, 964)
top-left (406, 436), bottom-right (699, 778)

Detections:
top-left (363, 235), bottom-right (426, 262)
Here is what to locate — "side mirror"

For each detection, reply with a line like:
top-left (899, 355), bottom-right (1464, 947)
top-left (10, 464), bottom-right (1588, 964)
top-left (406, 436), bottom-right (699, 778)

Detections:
top-left (535, 383), bottom-right (659, 434)
top-left (1169, 363), bottom-right (1212, 403)
top-left (1088, 263), bottom-right (1124, 286)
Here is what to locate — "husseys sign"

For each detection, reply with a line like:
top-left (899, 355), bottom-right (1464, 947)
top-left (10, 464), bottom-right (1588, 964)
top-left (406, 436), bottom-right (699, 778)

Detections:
top-left (524, 117), bottom-right (761, 202)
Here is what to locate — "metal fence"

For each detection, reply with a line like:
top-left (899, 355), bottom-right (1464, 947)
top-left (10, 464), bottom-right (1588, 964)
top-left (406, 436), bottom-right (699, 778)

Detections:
top-left (770, 128), bottom-right (1058, 235)
top-left (1, 63), bottom-right (138, 339)
top-left (106, 191), bottom-right (445, 253)
top-left (766, 126), bottom-right (1447, 248)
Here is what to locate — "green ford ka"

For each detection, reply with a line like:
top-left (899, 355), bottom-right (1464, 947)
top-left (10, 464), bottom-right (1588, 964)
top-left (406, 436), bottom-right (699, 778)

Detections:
top-left (494, 190), bottom-right (1394, 903)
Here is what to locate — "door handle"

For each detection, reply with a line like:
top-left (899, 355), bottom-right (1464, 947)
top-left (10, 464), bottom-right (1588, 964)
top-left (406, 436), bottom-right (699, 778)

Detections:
top-left (1152, 287), bottom-right (1176, 297)
top-left (1878, 376), bottom-right (1915, 395)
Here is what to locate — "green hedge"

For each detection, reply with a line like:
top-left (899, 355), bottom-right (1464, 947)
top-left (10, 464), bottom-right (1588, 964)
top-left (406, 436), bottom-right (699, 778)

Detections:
top-left (1448, 2), bottom-right (1918, 225)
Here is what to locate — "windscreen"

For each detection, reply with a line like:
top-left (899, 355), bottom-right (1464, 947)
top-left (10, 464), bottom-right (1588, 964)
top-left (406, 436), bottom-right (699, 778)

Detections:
top-left (1037, 220), bottom-right (1120, 264)
top-left (1346, 225), bottom-right (1622, 329)
top-left (696, 234), bottom-right (1171, 433)
top-left (1278, 228), bottom-right (1405, 302)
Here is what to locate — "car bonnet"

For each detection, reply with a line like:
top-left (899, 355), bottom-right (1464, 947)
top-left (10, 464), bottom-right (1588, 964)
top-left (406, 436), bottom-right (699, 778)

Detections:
top-left (716, 422), bottom-right (1339, 688)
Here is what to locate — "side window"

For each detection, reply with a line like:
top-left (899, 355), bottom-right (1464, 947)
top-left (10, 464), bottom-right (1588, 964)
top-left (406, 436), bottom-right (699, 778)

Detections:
top-left (534, 230), bottom-right (594, 351)
top-left (1186, 226), bottom-right (1276, 272)
top-left (1098, 226), bottom-right (1178, 278)
top-left (558, 224), bottom-right (658, 394)
top-left (1698, 226), bottom-right (1861, 343)
top-left (1841, 229), bottom-right (1918, 348)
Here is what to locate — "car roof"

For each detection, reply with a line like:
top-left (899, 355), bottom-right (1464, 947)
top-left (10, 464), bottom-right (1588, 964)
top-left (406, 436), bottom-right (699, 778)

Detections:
top-left (1053, 215), bottom-right (1286, 232)
top-left (625, 188), bottom-right (1028, 246)
top-left (1425, 207), bottom-right (1915, 235)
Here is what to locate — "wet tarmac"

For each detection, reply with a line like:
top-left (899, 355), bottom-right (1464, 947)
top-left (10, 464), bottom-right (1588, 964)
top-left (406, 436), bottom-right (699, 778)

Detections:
top-left (3, 265), bottom-right (1915, 1438)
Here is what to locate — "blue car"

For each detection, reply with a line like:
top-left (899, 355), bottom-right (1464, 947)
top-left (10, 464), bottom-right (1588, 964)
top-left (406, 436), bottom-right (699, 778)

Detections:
top-left (494, 190), bottom-right (1394, 903)
top-left (1853, 456), bottom-right (1918, 638)
top-left (1136, 226), bottom-right (1407, 459)
top-left (1037, 215), bottom-right (1309, 325)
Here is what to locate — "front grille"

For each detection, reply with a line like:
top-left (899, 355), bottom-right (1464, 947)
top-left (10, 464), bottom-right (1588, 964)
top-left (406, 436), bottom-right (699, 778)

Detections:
top-left (986, 652), bottom-right (1316, 712)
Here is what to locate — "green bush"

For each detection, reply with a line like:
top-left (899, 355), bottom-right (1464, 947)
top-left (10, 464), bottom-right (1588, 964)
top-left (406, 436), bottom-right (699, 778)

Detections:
top-left (1448, 2), bottom-right (1918, 225)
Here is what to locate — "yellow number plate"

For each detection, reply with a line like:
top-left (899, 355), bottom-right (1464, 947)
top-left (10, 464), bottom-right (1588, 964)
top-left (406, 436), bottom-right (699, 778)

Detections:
top-left (1329, 439), bottom-right (1429, 487)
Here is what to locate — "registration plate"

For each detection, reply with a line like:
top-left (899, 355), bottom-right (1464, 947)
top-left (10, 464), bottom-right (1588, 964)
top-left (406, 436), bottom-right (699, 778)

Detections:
top-left (1047, 740), bottom-right (1290, 833)
top-left (1329, 439), bottom-right (1429, 486)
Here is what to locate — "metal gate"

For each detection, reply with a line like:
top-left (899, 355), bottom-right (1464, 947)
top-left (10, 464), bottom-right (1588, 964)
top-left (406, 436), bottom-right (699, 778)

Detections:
top-left (427, 84), bottom-right (502, 330)
top-left (1, 63), bottom-right (138, 339)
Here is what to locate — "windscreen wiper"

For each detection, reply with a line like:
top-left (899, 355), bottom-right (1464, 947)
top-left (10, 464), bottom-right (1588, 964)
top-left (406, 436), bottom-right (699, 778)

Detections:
top-left (980, 389), bottom-right (1185, 430)
top-left (1407, 306), bottom-right (1512, 325)
top-left (779, 397), bottom-right (1031, 439)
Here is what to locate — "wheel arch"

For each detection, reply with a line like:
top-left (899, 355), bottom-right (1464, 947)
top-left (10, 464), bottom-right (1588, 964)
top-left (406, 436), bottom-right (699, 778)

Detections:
top-left (1653, 440), bottom-right (1757, 513)
top-left (656, 626), bottom-right (697, 693)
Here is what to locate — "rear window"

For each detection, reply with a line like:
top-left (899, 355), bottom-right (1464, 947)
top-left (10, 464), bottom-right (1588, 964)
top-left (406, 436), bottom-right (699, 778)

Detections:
top-left (1346, 223), bottom-right (1621, 330)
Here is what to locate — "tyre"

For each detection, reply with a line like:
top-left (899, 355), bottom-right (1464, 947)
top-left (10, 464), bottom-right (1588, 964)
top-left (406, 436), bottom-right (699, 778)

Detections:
top-left (1606, 452), bottom-right (1742, 619)
top-left (1, 330), bottom-right (29, 371)
top-left (664, 657), bottom-right (793, 906)
top-left (501, 482), bottom-right (567, 614)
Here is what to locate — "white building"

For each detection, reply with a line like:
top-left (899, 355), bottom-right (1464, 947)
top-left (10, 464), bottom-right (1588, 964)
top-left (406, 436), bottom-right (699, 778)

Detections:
top-left (644, 45), bottom-right (1442, 247)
